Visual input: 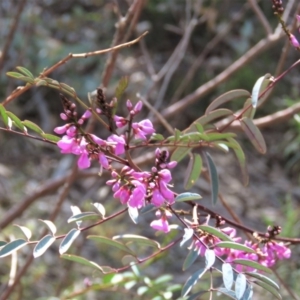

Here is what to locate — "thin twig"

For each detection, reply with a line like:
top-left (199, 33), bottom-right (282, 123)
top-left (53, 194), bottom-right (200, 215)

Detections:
top-left (0, 0), bottom-right (27, 73)
top-left (2, 32), bottom-right (148, 107)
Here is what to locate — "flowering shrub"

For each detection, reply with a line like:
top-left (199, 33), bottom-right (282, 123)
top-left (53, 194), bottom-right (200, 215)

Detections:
top-left (0, 1), bottom-right (300, 299)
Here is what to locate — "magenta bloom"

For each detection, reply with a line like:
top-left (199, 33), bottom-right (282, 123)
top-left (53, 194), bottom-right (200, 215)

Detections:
top-left (151, 188), bottom-right (165, 206)
top-left (150, 217), bottom-right (170, 233)
top-left (114, 115), bottom-right (127, 128)
top-left (78, 150), bottom-right (91, 169)
top-left (57, 136), bottom-right (79, 154)
top-left (107, 134), bottom-right (126, 155)
top-left (132, 119), bottom-right (155, 140)
top-left (290, 34), bottom-right (300, 48)
top-left (128, 181), bottom-right (146, 208)
top-left (114, 186), bottom-right (131, 204)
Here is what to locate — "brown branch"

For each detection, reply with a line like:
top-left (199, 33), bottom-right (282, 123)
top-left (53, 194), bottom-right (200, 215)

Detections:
top-left (0, 0), bottom-right (27, 73)
top-left (2, 32), bottom-right (148, 107)
top-left (101, 0), bottom-right (145, 88)
top-left (161, 31), bottom-right (285, 120)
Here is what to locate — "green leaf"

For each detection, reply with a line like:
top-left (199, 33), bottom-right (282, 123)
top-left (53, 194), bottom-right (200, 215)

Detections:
top-left (184, 153), bottom-right (202, 190)
top-left (205, 132), bottom-right (236, 142)
top-left (13, 76), bottom-right (35, 84)
top-left (59, 228), bottom-right (81, 254)
top-left (14, 225), bottom-right (32, 240)
top-left (232, 259), bottom-right (272, 274)
top-left (206, 89), bottom-right (250, 114)
top-left (115, 76), bottom-right (129, 100)
top-left (245, 272), bottom-right (279, 290)
top-left (61, 254), bottom-right (108, 273)
top-left (186, 109), bottom-right (233, 132)
top-left (204, 152), bottom-right (219, 205)
top-left (0, 104), bottom-right (9, 128)
top-left (33, 235), bottom-right (56, 258)
top-left (16, 66), bottom-right (34, 79)
top-left (215, 288), bottom-right (237, 299)
top-left (92, 202), bottom-right (106, 217)
top-left (174, 128), bottom-right (181, 142)
top-left (216, 242), bottom-right (256, 253)
top-left (254, 280), bottom-right (282, 299)
top-left (67, 212), bottom-right (100, 223)
top-left (0, 239), bottom-right (27, 257)
top-left (113, 234), bottom-right (160, 249)
top-left (5, 111), bottom-right (27, 132)
top-left (88, 236), bottom-right (136, 256)
top-left (175, 192), bottom-right (202, 202)
top-left (240, 117), bottom-right (266, 154)
top-left (0, 241), bottom-right (7, 247)
top-left (170, 147), bottom-right (191, 162)
top-left (222, 263), bottom-right (234, 290)
top-left (39, 219), bottom-right (57, 235)
top-left (235, 273), bottom-right (247, 299)
top-left (226, 137), bottom-right (248, 186)
top-left (60, 82), bottom-right (76, 94)
top-left (251, 74), bottom-right (273, 108)
top-left (182, 245), bottom-right (200, 271)
top-left (205, 249), bottom-right (215, 269)
top-left (198, 225), bottom-right (233, 242)
top-left (128, 206), bottom-right (139, 224)
top-left (41, 133), bottom-right (61, 143)
top-left (6, 71), bottom-right (24, 79)
top-left (181, 268), bottom-right (206, 297)
top-left (35, 79), bottom-right (47, 87)
top-left (150, 133), bottom-right (165, 141)
top-left (242, 98), bottom-right (256, 119)
top-left (22, 120), bottom-right (44, 134)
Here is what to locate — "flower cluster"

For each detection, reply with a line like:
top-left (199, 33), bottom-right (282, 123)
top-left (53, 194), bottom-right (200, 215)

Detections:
top-left (190, 225), bottom-right (291, 271)
top-left (55, 93), bottom-right (176, 231)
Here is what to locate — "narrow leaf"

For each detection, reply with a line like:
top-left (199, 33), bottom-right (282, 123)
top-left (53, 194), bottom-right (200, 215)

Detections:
top-left (175, 192), bottom-right (202, 202)
top-left (60, 82), bottom-right (76, 94)
top-left (205, 249), bottom-right (215, 269)
top-left (61, 254), bottom-right (106, 272)
top-left (88, 236), bottom-right (136, 256)
top-left (181, 268), bottom-right (206, 297)
top-left (198, 225), bottom-right (233, 242)
top-left (0, 104), bottom-right (9, 128)
top-left (245, 272), bottom-right (279, 290)
top-left (41, 133), bottom-right (60, 143)
top-left (215, 287), bottom-right (237, 299)
top-left (186, 109), bottom-right (233, 132)
top-left (22, 120), bottom-right (44, 134)
top-left (5, 112), bottom-right (27, 132)
top-left (6, 71), bottom-right (24, 78)
top-left (12, 76), bottom-right (35, 84)
top-left (92, 202), bottom-right (106, 217)
top-left (206, 89), bottom-right (250, 114)
top-left (242, 98), bottom-right (256, 119)
top-left (216, 242), bottom-right (256, 253)
top-left (33, 235), bottom-right (56, 258)
top-left (240, 117), bottom-right (266, 154)
top-left (184, 153), bottom-right (202, 190)
top-left (59, 229), bottom-right (81, 254)
top-left (254, 280), bottom-right (282, 299)
top-left (227, 137), bottom-right (248, 185)
top-left (113, 234), bottom-right (160, 249)
top-left (235, 273), bottom-right (247, 299)
top-left (251, 74), bottom-right (272, 108)
top-left (222, 263), bottom-right (234, 290)
top-left (183, 246), bottom-right (200, 271)
top-left (232, 259), bottom-right (272, 274)
top-left (0, 241), bottom-right (7, 247)
top-left (140, 204), bottom-right (156, 215)
top-left (171, 147), bottom-right (191, 163)
top-left (39, 219), bottom-right (57, 235)
top-left (67, 212), bottom-right (99, 223)
top-left (16, 66), bottom-right (34, 79)
top-left (180, 228), bottom-right (194, 247)
top-left (150, 133), bottom-right (165, 141)
top-left (204, 152), bottom-right (219, 205)
top-left (115, 76), bottom-right (129, 100)
top-left (128, 206), bottom-right (139, 224)
top-left (14, 225), bottom-right (32, 240)
top-left (0, 239), bottom-right (27, 257)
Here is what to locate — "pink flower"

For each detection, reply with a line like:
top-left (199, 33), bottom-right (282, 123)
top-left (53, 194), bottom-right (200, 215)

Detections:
top-left (107, 134), bottom-right (126, 155)
top-left (128, 181), bottom-right (146, 208)
top-left (150, 217), bottom-right (170, 233)
top-left (290, 34), bottom-right (300, 48)
top-left (78, 150), bottom-right (90, 169)
top-left (57, 136), bottom-right (79, 154)
top-left (159, 180), bottom-right (174, 204)
top-left (90, 134), bottom-right (106, 146)
top-left (54, 124), bottom-right (69, 135)
top-left (114, 186), bottom-right (131, 204)
top-left (132, 119), bottom-right (155, 140)
top-left (151, 188), bottom-right (165, 206)
top-left (114, 115), bottom-right (127, 128)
